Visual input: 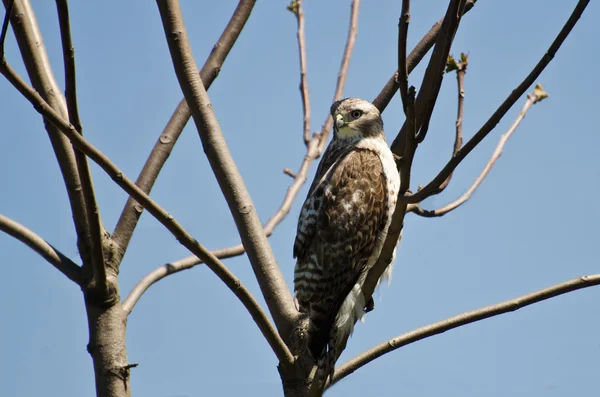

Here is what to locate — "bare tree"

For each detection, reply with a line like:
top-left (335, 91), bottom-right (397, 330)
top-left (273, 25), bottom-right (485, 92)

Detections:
top-left (0, 0), bottom-right (596, 396)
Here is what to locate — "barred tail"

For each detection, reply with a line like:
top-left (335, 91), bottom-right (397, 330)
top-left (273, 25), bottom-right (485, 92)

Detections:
top-left (309, 283), bottom-right (366, 382)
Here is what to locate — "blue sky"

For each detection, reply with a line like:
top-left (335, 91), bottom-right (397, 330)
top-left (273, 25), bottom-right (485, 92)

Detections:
top-left (1, 0), bottom-right (599, 396)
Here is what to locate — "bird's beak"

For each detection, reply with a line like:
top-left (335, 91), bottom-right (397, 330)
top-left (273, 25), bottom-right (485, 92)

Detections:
top-left (335, 113), bottom-right (345, 129)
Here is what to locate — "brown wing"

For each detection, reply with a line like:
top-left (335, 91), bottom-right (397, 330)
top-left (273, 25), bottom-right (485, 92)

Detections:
top-left (294, 148), bottom-right (387, 304)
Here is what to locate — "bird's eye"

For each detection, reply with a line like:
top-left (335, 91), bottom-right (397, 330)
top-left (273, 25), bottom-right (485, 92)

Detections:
top-left (351, 110), bottom-right (363, 119)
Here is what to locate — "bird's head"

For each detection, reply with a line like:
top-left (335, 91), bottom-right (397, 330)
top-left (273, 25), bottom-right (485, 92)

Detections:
top-left (330, 98), bottom-right (384, 140)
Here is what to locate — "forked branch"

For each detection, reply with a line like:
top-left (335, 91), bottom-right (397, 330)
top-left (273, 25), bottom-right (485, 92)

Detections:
top-left (332, 273), bottom-right (600, 385)
top-left (401, 0), bottom-right (590, 204)
top-left (364, 0), bottom-right (590, 310)
top-left (410, 84), bottom-right (548, 217)
top-left (0, 60), bottom-right (294, 368)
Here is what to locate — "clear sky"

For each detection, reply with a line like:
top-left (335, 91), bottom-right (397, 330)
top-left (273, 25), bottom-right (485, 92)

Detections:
top-left (1, 0), bottom-right (599, 396)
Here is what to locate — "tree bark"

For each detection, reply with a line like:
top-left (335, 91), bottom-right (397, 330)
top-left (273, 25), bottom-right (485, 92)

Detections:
top-left (85, 294), bottom-right (131, 397)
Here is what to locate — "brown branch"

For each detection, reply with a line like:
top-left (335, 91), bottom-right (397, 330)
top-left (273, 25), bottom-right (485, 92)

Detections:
top-left (317, 0), bottom-right (361, 154)
top-left (0, 0), bottom-right (12, 49)
top-left (2, 0), bottom-right (93, 276)
top-left (392, 0), bottom-right (464, 157)
top-left (0, 59), bottom-right (295, 369)
top-left (288, 0), bottom-right (311, 146)
top-left (156, 0), bottom-right (299, 346)
top-left (122, 1), bottom-right (363, 312)
top-left (55, 0), bottom-right (108, 297)
top-left (373, 0), bottom-right (476, 114)
top-left (111, 0), bottom-right (257, 257)
top-left (397, 0), bottom-right (410, 113)
top-left (331, 273), bottom-right (600, 385)
top-left (402, 0), bottom-right (590, 204)
top-left (0, 214), bottom-right (82, 284)
top-left (411, 84), bottom-right (548, 218)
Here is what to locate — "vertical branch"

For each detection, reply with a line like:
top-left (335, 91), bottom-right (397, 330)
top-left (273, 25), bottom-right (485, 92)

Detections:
top-left (111, 0), bottom-right (257, 258)
top-left (317, 0), bottom-right (361, 153)
top-left (55, 0), bottom-right (108, 298)
top-left (435, 52), bottom-right (467, 193)
top-left (156, 0), bottom-right (298, 337)
top-left (373, 0), bottom-right (477, 113)
top-left (288, 0), bottom-right (311, 146)
top-left (397, 0), bottom-right (410, 113)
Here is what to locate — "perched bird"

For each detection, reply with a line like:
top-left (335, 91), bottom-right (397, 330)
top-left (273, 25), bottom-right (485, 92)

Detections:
top-left (293, 98), bottom-right (400, 380)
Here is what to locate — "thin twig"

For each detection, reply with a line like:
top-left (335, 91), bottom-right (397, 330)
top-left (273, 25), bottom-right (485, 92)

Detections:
top-left (411, 84), bottom-right (548, 218)
top-left (317, 0), bottom-right (361, 154)
top-left (0, 59), bottom-right (295, 369)
top-left (373, 0), bottom-right (476, 113)
top-left (0, 214), bottom-right (81, 284)
top-left (55, 0), bottom-right (107, 296)
top-left (435, 52), bottom-right (468, 194)
top-left (289, 0), bottom-right (311, 146)
top-left (111, 0), bottom-right (257, 257)
top-left (122, 1), bottom-right (362, 310)
top-left (402, 0), bottom-right (590, 204)
top-left (331, 273), bottom-right (600, 385)
top-left (397, 0), bottom-right (410, 113)
top-left (0, 0), bottom-right (14, 55)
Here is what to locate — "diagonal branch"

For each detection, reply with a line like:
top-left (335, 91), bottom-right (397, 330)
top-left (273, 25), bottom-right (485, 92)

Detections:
top-left (55, 0), bottom-right (107, 297)
top-left (288, 0), bottom-right (311, 146)
top-left (331, 273), bottom-right (600, 386)
top-left (401, 0), bottom-right (590, 204)
top-left (410, 84), bottom-right (548, 218)
top-left (0, 214), bottom-right (81, 284)
top-left (2, 0), bottom-right (92, 273)
top-left (122, 0), bottom-right (363, 313)
top-left (0, 60), bottom-right (294, 368)
top-left (156, 0), bottom-right (299, 340)
top-left (111, 0), bottom-right (257, 258)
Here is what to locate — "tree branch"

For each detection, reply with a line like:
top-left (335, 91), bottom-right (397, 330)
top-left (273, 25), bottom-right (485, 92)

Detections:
top-left (397, 0), bottom-right (410, 113)
top-left (317, 0), bottom-right (360, 154)
top-left (156, 0), bottom-right (299, 341)
top-left (0, 214), bottom-right (81, 284)
top-left (111, 0), bottom-right (256, 260)
top-left (0, 59), bottom-right (294, 369)
top-left (55, 0), bottom-right (108, 297)
top-left (373, 0), bottom-right (476, 114)
top-left (2, 0), bottom-right (93, 275)
top-left (432, 52), bottom-right (467, 195)
top-left (401, 0), bottom-right (590, 204)
top-left (363, 0), bottom-right (590, 315)
top-left (331, 273), bottom-right (600, 385)
top-left (122, 0), bottom-right (363, 313)
top-left (410, 84), bottom-right (547, 218)
top-left (288, 0), bottom-right (311, 146)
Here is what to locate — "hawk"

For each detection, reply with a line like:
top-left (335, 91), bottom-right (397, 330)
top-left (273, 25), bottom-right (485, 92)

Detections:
top-left (293, 97), bottom-right (400, 380)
